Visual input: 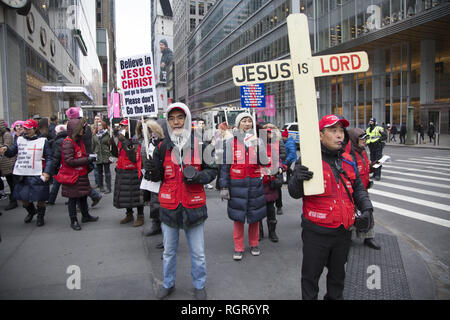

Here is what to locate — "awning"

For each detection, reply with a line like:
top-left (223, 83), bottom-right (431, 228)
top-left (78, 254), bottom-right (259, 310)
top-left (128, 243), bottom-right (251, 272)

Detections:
top-left (41, 85), bottom-right (94, 102)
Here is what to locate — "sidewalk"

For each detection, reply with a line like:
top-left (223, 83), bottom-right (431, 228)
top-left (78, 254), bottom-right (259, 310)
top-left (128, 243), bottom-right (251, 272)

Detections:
top-left (386, 133), bottom-right (450, 150)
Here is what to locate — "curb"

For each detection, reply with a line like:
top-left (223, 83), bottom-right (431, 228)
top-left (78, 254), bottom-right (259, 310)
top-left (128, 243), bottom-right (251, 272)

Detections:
top-left (384, 144), bottom-right (450, 150)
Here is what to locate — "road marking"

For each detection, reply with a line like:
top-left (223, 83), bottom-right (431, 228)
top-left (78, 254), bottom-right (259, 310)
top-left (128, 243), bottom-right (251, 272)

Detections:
top-left (421, 156), bottom-right (450, 161)
top-left (372, 201), bottom-right (450, 228)
top-left (389, 161), bottom-right (450, 172)
top-left (369, 189), bottom-right (450, 211)
top-left (373, 182), bottom-right (450, 198)
top-left (396, 159), bottom-right (450, 167)
top-left (382, 165), bottom-right (450, 176)
top-left (381, 176), bottom-right (450, 189)
top-left (382, 169), bottom-right (450, 181)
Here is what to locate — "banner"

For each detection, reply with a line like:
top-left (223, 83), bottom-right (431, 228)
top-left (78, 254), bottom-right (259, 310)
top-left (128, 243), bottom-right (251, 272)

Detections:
top-left (118, 53), bottom-right (158, 117)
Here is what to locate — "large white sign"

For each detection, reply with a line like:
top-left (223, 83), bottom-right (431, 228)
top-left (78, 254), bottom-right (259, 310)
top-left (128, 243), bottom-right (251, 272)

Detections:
top-left (118, 53), bottom-right (158, 118)
top-left (13, 137), bottom-right (46, 176)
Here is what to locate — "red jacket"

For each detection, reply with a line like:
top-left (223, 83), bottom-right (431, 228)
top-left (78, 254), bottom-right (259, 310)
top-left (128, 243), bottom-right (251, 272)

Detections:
top-left (230, 137), bottom-right (262, 180)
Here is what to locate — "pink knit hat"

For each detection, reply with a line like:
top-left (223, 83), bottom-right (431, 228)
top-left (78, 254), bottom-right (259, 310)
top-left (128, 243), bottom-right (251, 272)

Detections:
top-left (12, 120), bottom-right (24, 130)
top-left (66, 107), bottom-right (81, 119)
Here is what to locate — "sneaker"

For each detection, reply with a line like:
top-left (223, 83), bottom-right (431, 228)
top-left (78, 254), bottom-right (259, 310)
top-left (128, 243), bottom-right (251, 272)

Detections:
top-left (233, 251), bottom-right (244, 261)
top-left (156, 286), bottom-right (174, 300)
top-left (250, 246), bottom-right (260, 256)
top-left (205, 184), bottom-right (213, 189)
top-left (194, 288), bottom-right (207, 300)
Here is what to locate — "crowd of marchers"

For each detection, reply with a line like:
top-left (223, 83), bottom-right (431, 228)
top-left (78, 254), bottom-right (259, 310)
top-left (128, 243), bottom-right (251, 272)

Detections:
top-left (0, 103), bottom-right (386, 301)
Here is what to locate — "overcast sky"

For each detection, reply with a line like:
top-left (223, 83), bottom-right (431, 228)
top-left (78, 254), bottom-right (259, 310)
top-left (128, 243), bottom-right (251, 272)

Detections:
top-left (115, 0), bottom-right (151, 59)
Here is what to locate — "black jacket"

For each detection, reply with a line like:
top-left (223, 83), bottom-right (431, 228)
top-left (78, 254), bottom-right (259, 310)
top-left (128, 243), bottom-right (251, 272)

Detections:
top-left (51, 131), bottom-right (68, 175)
top-left (288, 144), bottom-right (373, 235)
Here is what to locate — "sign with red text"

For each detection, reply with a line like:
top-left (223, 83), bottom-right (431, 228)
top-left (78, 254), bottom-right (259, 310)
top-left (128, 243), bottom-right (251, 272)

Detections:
top-left (118, 53), bottom-right (158, 117)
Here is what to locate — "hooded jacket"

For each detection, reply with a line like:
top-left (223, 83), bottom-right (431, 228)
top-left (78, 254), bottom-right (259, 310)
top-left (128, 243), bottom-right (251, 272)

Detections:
top-left (149, 103), bottom-right (217, 229)
top-left (0, 119), bottom-right (16, 175)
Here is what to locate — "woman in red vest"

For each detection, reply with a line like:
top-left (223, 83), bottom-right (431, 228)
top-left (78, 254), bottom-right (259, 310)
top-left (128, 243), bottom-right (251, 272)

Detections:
top-left (110, 119), bottom-right (144, 227)
top-left (60, 117), bottom-right (98, 230)
top-left (219, 113), bottom-right (267, 261)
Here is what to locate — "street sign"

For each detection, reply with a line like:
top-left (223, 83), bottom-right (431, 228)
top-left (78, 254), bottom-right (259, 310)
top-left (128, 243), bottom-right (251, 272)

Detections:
top-left (240, 83), bottom-right (265, 108)
top-left (231, 14), bottom-right (370, 195)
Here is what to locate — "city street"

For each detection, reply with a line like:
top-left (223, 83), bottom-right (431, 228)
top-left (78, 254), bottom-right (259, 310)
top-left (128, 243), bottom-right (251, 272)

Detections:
top-left (0, 144), bottom-right (448, 300)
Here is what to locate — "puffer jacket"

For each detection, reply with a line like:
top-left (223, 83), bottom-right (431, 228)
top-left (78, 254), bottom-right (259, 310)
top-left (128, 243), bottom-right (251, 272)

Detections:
top-left (51, 130), bottom-right (68, 175)
top-left (61, 118), bottom-right (91, 198)
top-left (283, 136), bottom-right (297, 165)
top-left (0, 120), bottom-right (16, 175)
top-left (219, 131), bottom-right (268, 224)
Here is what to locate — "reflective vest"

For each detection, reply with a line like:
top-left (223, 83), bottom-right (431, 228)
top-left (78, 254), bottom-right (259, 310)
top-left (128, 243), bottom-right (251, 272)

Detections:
top-left (116, 141), bottom-right (139, 171)
top-left (158, 140), bottom-right (206, 210)
top-left (60, 137), bottom-right (88, 177)
top-left (302, 153), bottom-right (356, 230)
top-left (366, 126), bottom-right (383, 144)
top-left (229, 137), bottom-right (262, 179)
top-left (355, 150), bottom-right (370, 190)
top-left (262, 141), bottom-right (279, 185)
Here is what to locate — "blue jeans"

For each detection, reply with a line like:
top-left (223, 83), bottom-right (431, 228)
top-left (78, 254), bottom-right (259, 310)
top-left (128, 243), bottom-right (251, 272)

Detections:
top-left (161, 222), bottom-right (206, 290)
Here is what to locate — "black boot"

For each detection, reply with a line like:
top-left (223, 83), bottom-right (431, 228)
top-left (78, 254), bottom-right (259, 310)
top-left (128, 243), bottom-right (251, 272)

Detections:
top-left (81, 208), bottom-right (99, 223)
top-left (259, 220), bottom-right (264, 241)
top-left (24, 203), bottom-right (37, 223)
top-left (267, 220), bottom-right (279, 243)
top-left (70, 217), bottom-right (82, 231)
top-left (5, 195), bottom-right (18, 211)
top-left (364, 238), bottom-right (381, 250)
top-left (36, 206), bottom-right (46, 227)
top-left (145, 219), bottom-right (161, 236)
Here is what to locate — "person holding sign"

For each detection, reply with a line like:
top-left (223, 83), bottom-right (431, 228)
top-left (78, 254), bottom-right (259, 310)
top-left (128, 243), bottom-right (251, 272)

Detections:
top-left (0, 119), bottom-right (53, 227)
top-left (288, 115), bottom-right (373, 300)
top-left (219, 113), bottom-right (268, 261)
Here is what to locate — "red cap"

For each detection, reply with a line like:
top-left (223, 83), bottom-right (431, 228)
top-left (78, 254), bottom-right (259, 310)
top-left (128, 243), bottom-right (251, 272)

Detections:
top-left (282, 128), bottom-right (289, 138)
top-left (319, 115), bottom-right (349, 131)
top-left (23, 119), bottom-right (39, 129)
top-left (119, 119), bottom-right (129, 126)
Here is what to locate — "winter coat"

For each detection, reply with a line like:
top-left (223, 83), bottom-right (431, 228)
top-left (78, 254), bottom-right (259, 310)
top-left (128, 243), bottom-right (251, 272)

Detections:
top-left (0, 120), bottom-right (16, 175)
top-left (428, 124), bottom-right (435, 137)
top-left (4, 134), bottom-right (53, 202)
top-left (51, 130), bottom-right (68, 175)
top-left (400, 125), bottom-right (407, 136)
top-left (283, 136), bottom-right (298, 165)
top-left (111, 134), bottom-right (143, 209)
top-left (61, 118), bottom-right (91, 199)
top-left (219, 132), bottom-right (268, 224)
top-left (92, 130), bottom-right (112, 164)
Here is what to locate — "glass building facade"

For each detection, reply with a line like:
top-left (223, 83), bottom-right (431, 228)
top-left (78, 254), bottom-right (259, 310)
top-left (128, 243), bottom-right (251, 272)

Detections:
top-left (185, 0), bottom-right (450, 134)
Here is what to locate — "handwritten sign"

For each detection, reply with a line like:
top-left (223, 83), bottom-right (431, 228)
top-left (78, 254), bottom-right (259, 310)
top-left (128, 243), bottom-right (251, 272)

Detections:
top-left (13, 137), bottom-right (46, 176)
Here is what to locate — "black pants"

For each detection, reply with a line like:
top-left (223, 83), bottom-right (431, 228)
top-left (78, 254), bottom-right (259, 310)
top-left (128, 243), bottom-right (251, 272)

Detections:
top-left (368, 142), bottom-right (383, 178)
top-left (301, 227), bottom-right (352, 300)
top-left (127, 206), bottom-right (144, 216)
top-left (275, 187), bottom-right (283, 209)
top-left (68, 196), bottom-right (89, 219)
top-left (97, 163), bottom-right (112, 190)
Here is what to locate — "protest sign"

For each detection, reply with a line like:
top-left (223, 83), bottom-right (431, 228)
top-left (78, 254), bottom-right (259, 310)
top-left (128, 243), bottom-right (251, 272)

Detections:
top-left (118, 53), bottom-right (158, 118)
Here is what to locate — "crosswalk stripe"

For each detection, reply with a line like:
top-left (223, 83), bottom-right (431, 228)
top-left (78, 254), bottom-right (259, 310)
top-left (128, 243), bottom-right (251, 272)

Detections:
top-left (372, 201), bottom-right (450, 228)
top-left (369, 189), bottom-right (450, 211)
top-left (383, 169), bottom-right (450, 181)
top-left (382, 165), bottom-right (450, 176)
top-left (382, 175), bottom-right (450, 189)
top-left (422, 156), bottom-right (450, 161)
top-left (373, 182), bottom-right (450, 198)
top-left (390, 161), bottom-right (450, 172)
top-left (397, 159), bottom-right (450, 167)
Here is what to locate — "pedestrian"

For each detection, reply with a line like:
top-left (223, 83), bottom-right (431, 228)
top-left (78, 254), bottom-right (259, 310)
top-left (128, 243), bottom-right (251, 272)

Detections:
top-left (281, 128), bottom-right (297, 183)
top-left (418, 124), bottom-right (425, 143)
top-left (347, 128), bottom-right (381, 250)
top-left (219, 112), bottom-right (267, 261)
top-left (288, 114), bottom-right (373, 300)
top-left (11, 121), bottom-right (24, 141)
top-left (366, 118), bottom-right (387, 181)
top-left (66, 107), bottom-right (102, 207)
top-left (146, 103), bottom-right (217, 300)
top-left (47, 124), bottom-right (68, 205)
top-left (92, 120), bottom-right (112, 194)
top-left (0, 119), bottom-right (18, 210)
top-left (0, 119), bottom-right (53, 227)
top-left (138, 119), bottom-right (165, 238)
top-left (57, 117), bottom-right (99, 230)
top-left (391, 124), bottom-right (397, 142)
top-left (400, 123), bottom-right (407, 144)
top-left (91, 114), bottom-right (102, 188)
top-left (110, 118), bottom-right (145, 227)
top-left (49, 115), bottom-right (58, 140)
top-left (261, 125), bottom-right (284, 243)
top-left (428, 122), bottom-right (435, 143)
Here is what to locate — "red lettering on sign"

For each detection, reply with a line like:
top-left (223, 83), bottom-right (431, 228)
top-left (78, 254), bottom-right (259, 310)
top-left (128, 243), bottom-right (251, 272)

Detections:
top-left (340, 55), bottom-right (350, 71)
top-left (320, 58), bottom-right (329, 73)
top-left (330, 57), bottom-right (339, 72)
top-left (351, 54), bottom-right (361, 70)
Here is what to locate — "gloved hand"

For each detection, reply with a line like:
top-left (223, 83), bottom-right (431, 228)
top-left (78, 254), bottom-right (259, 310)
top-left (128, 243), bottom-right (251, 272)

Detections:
top-left (293, 164), bottom-right (313, 182)
top-left (220, 188), bottom-right (230, 201)
top-left (354, 210), bottom-right (372, 233)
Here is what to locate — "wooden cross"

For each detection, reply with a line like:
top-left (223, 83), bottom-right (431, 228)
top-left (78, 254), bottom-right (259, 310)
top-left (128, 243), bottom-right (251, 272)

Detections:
top-left (28, 144), bottom-right (43, 169)
top-left (232, 14), bottom-right (369, 195)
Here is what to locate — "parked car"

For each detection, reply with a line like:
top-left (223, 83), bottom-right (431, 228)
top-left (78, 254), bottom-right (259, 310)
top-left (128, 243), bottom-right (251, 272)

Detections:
top-left (282, 122), bottom-right (300, 147)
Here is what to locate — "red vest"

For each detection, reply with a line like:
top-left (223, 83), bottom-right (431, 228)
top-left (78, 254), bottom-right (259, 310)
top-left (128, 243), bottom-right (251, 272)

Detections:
top-left (230, 137), bottom-right (262, 179)
top-left (60, 137), bottom-right (88, 176)
top-left (302, 153), bottom-right (356, 230)
top-left (116, 141), bottom-right (139, 171)
top-left (158, 141), bottom-right (206, 210)
top-left (262, 141), bottom-right (279, 185)
top-left (355, 150), bottom-right (370, 190)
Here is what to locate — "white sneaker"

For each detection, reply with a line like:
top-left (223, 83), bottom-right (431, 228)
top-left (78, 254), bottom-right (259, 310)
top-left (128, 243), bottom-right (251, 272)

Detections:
top-left (205, 184), bottom-right (213, 189)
